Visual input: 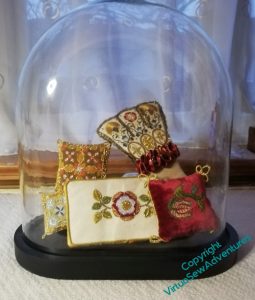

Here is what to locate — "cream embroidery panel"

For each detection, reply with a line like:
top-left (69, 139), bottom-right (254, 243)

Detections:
top-left (65, 177), bottom-right (159, 247)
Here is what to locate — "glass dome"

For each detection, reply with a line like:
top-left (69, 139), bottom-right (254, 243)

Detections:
top-left (17, 0), bottom-right (232, 254)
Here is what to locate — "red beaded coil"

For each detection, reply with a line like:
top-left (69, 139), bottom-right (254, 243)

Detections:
top-left (135, 141), bottom-right (180, 174)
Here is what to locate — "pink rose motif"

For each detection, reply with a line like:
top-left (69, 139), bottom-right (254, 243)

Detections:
top-left (124, 112), bottom-right (137, 122)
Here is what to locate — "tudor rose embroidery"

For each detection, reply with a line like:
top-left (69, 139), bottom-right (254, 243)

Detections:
top-left (92, 188), bottom-right (155, 223)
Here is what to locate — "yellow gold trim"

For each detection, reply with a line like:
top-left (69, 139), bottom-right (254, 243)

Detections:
top-left (149, 235), bottom-right (164, 244)
top-left (146, 177), bottom-right (161, 243)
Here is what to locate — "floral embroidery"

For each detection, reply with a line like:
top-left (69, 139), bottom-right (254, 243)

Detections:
top-left (41, 191), bottom-right (66, 238)
top-left (148, 173), bottom-right (218, 242)
top-left (124, 111), bottom-right (137, 122)
top-left (128, 142), bottom-right (145, 157)
top-left (112, 191), bottom-right (140, 221)
top-left (55, 205), bottom-right (65, 216)
top-left (168, 184), bottom-right (205, 219)
top-left (92, 188), bottom-right (154, 223)
top-left (97, 101), bottom-right (169, 161)
top-left (55, 140), bottom-right (111, 192)
top-left (87, 151), bottom-right (99, 164)
top-left (140, 134), bottom-right (156, 150)
top-left (92, 189), bottom-right (113, 223)
top-left (152, 129), bottom-right (167, 144)
top-left (64, 150), bottom-right (75, 163)
top-left (74, 163), bottom-right (86, 176)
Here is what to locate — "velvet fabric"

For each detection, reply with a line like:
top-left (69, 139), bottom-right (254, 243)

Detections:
top-left (149, 173), bottom-right (218, 242)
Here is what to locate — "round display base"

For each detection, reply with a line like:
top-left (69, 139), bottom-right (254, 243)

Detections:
top-left (14, 223), bottom-right (238, 279)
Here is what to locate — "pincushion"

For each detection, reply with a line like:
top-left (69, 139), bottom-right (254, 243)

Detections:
top-left (149, 173), bottom-right (218, 242)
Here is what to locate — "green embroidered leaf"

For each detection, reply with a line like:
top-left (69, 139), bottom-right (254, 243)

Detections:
top-left (144, 206), bottom-right (154, 217)
top-left (191, 185), bottom-right (198, 194)
top-left (103, 211), bottom-right (112, 219)
top-left (102, 196), bottom-right (111, 204)
top-left (144, 207), bottom-right (152, 217)
top-left (139, 194), bottom-right (150, 203)
top-left (94, 212), bottom-right (102, 223)
top-left (149, 206), bottom-right (155, 215)
top-left (92, 202), bottom-right (102, 210)
top-left (168, 197), bottom-right (177, 210)
top-left (175, 186), bottom-right (183, 198)
top-left (93, 189), bottom-right (102, 201)
top-left (197, 199), bottom-right (205, 211)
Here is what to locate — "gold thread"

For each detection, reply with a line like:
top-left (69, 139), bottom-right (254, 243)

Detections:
top-left (149, 235), bottom-right (164, 244)
top-left (195, 164), bottom-right (211, 182)
top-left (96, 100), bottom-right (170, 161)
top-left (40, 191), bottom-right (66, 238)
top-left (55, 140), bottom-right (111, 192)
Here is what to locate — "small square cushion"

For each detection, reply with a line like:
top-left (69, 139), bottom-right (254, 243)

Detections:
top-left (55, 140), bottom-right (111, 192)
top-left (41, 191), bottom-right (66, 238)
top-left (148, 173), bottom-right (218, 242)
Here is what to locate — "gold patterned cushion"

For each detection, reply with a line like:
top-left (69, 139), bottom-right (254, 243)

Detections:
top-left (55, 140), bottom-right (111, 192)
top-left (41, 191), bottom-right (66, 238)
top-left (41, 140), bottom-right (111, 237)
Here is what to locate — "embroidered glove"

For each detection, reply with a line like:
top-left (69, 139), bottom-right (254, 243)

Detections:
top-left (97, 101), bottom-right (180, 175)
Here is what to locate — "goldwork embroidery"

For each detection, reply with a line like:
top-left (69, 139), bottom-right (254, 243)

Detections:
top-left (41, 191), bottom-right (66, 238)
top-left (55, 140), bottom-right (111, 192)
top-left (168, 184), bottom-right (206, 219)
top-left (42, 140), bottom-right (111, 238)
top-left (97, 101), bottom-right (169, 160)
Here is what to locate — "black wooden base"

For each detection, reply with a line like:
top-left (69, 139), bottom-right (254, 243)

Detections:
top-left (14, 223), bottom-right (238, 279)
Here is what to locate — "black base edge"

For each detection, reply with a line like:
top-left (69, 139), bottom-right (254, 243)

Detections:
top-left (14, 223), bottom-right (239, 280)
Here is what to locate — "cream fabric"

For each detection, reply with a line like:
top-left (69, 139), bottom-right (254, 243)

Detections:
top-left (66, 177), bottom-right (159, 247)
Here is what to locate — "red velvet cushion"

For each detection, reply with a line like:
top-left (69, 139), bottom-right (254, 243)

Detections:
top-left (149, 173), bottom-right (218, 242)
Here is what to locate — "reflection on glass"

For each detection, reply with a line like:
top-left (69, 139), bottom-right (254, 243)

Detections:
top-left (0, 73), bottom-right (4, 89)
top-left (47, 78), bottom-right (57, 96)
top-left (244, 0), bottom-right (255, 111)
